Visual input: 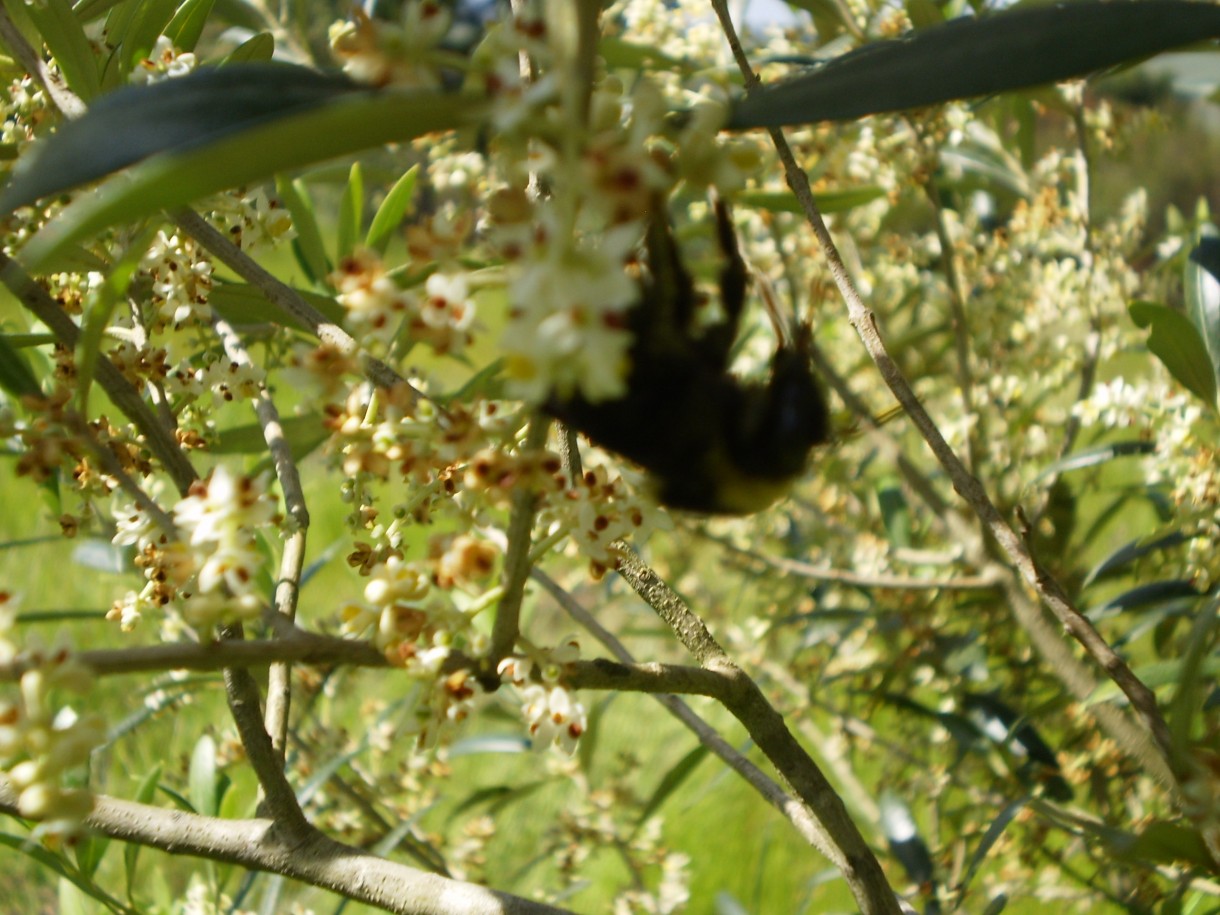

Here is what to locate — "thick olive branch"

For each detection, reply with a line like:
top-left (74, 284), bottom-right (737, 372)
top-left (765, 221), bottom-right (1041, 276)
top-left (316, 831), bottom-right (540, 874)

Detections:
top-left (0, 779), bottom-right (569, 915)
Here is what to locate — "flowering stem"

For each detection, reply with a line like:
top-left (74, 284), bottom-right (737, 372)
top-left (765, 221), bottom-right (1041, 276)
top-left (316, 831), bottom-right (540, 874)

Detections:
top-left (489, 414), bottom-right (550, 664)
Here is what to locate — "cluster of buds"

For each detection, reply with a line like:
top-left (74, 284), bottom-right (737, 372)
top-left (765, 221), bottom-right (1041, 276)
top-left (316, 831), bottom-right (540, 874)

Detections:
top-left (0, 594), bottom-right (105, 845)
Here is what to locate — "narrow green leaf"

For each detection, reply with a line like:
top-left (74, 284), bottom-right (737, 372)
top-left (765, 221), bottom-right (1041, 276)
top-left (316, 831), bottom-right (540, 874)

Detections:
top-left (14, 88), bottom-right (485, 269)
top-left (0, 64), bottom-right (361, 212)
top-left (23, 0), bottom-right (102, 100)
top-left (213, 413), bottom-right (330, 458)
top-left (1108, 821), bottom-right (1215, 870)
top-left (0, 834), bottom-right (122, 910)
top-left (189, 734), bottom-right (217, 816)
top-left (0, 332), bottom-right (42, 398)
top-left (958, 798), bottom-right (1026, 894)
top-left (729, 1), bottom-right (1220, 128)
top-left (75, 223), bottom-right (157, 414)
top-left (1186, 232), bottom-right (1220, 388)
top-left (877, 481), bottom-right (911, 548)
top-left (336, 161), bottom-right (364, 261)
top-left (784, 0), bottom-right (849, 42)
top-left (1129, 300), bottom-right (1219, 410)
top-left (164, 0), bottom-right (217, 52)
top-left (208, 281), bottom-right (345, 325)
top-left (598, 36), bottom-right (687, 71)
top-left (71, 264), bottom-right (113, 413)
top-left (1083, 531), bottom-right (1189, 587)
top-left (635, 746), bottom-right (709, 829)
top-left (120, 0), bottom-right (180, 69)
top-left (222, 31), bottom-right (275, 64)
top-left (734, 185), bottom-right (886, 214)
top-left (276, 176), bottom-right (331, 285)
top-left (366, 164), bottom-right (419, 254)
top-left (1088, 656), bottom-right (1220, 704)
top-left (72, 830), bottom-right (108, 880)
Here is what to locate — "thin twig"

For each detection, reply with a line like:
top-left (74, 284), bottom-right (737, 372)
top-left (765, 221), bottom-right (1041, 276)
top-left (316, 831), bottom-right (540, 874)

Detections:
top-left (0, 253), bottom-right (199, 495)
top-left (532, 567), bottom-right (856, 856)
top-left (612, 542), bottom-right (902, 915)
top-left (708, 0), bottom-right (1176, 778)
top-left (173, 209), bottom-right (417, 397)
top-left (489, 415), bottom-right (549, 663)
top-left (0, 629), bottom-right (390, 681)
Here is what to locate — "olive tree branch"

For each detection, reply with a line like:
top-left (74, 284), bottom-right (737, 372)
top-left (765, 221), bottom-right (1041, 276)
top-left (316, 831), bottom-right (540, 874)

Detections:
top-left (708, 0), bottom-right (1176, 779)
top-left (533, 567), bottom-right (881, 854)
top-left (0, 779), bottom-right (571, 915)
top-left (611, 542), bottom-right (902, 915)
top-left (209, 312), bottom-right (310, 757)
top-left (0, 251), bottom-right (200, 496)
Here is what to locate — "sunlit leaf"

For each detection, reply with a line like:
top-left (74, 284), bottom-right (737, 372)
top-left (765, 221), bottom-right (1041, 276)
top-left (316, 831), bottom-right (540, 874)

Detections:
top-left (213, 414), bottom-right (330, 458)
top-left (734, 185), bottom-right (886, 214)
top-left (336, 161), bottom-right (364, 262)
top-left (164, 0), bottom-right (217, 52)
top-left (1186, 231), bottom-right (1220, 388)
top-left (189, 734), bottom-right (218, 816)
top-left (729, 1), bottom-right (1220, 128)
top-left (222, 31), bottom-right (275, 64)
top-left (277, 176), bottom-right (331, 285)
top-left (366, 164), bottom-right (419, 254)
top-left (1129, 300), bottom-right (1218, 410)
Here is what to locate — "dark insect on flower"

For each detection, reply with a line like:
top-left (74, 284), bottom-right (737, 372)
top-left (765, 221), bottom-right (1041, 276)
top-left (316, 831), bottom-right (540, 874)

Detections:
top-left (545, 200), bottom-right (830, 514)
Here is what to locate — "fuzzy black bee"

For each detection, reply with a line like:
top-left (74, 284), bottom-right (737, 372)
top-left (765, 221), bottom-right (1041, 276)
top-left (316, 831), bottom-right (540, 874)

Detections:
top-left (545, 201), bottom-right (830, 514)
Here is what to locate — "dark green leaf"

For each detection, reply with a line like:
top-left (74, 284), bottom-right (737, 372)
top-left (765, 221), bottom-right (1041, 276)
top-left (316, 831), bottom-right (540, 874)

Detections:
top-left (877, 481), bottom-right (910, 547)
top-left (1089, 580), bottom-right (1200, 619)
top-left (958, 798), bottom-right (1026, 894)
top-left (729, 1), bottom-right (1220, 128)
top-left (0, 64), bottom-right (361, 212)
top-left (0, 834), bottom-right (121, 910)
top-left (1109, 820), bottom-right (1215, 869)
top-left (366, 165), bottom-right (419, 254)
top-left (0, 332), bottom-right (42, 398)
top-left (12, 84), bottom-right (486, 268)
top-left (1083, 531), bottom-right (1188, 587)
top-left (1129, 300), bottom-right (1219, 410)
